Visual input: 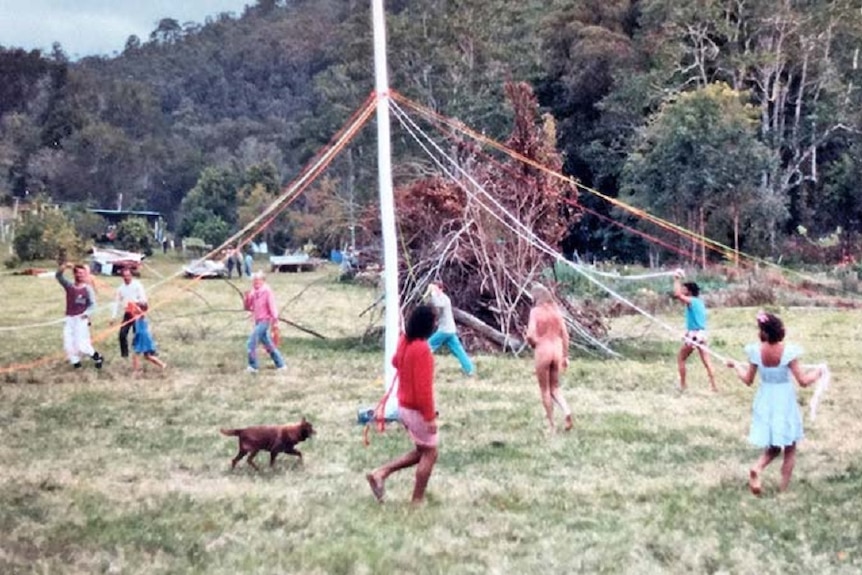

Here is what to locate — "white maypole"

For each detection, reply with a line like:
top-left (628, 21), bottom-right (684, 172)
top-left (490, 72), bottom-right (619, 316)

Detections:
top-left (371, 0), bottom-right (400, 416)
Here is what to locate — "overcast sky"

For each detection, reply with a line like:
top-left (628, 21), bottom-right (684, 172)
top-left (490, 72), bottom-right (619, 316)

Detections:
top-left (0, 0), bottom-right (252, 59)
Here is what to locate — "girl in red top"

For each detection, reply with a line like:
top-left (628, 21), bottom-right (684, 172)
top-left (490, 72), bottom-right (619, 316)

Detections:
top-left (366, 304), bottom-right (438, 505)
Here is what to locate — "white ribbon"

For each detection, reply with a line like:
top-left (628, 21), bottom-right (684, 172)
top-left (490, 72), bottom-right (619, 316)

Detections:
top-left (573, 266), bottom-right (678, 281)
top-left (807, 363), bottom-right (830, 422)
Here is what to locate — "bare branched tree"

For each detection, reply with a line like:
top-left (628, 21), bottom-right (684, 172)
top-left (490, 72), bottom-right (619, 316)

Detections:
top-left (365, 82), bottom-right (610, 354)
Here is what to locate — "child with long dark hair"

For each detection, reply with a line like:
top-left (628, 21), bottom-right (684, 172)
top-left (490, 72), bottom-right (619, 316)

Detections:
top-left (673, 271), bottom-right (717, 392)
top-left (726, 311), bottom-right (822, 495)
top-left (366, 304), bottom-right (438, 505)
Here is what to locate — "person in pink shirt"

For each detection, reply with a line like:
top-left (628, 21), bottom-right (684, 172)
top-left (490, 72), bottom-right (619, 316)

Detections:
top-left (243, 271), bottom-right (285, 372)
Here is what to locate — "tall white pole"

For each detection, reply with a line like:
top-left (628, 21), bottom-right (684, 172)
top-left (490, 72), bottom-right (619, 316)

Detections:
top-left (371, 0), bottom-right (400, 415)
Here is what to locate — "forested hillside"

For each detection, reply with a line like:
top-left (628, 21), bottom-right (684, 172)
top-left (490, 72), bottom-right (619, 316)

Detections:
top-left (1, 0), bottom-right (861, 263)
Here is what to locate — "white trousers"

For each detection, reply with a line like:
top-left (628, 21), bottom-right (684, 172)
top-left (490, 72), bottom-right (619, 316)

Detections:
top-left (63, 315), bottom-right (94, 364)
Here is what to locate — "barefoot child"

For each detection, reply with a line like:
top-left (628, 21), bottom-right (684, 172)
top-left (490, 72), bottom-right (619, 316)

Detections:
top-left (425, 281), bottom-right (475, 376)
top-left (726, 311), bottom-right (822, 495)
top-left (366, 305), bottom-right (439, 505)
top-left (673, 271), bottom-right (717, 392)
top-left (129, 302), bottom-right (166, 373)
top-left (526, 283), bottom-right (574, 433)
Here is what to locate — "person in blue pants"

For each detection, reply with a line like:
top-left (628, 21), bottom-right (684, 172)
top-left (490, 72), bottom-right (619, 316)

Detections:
top-left (426, 281), bottom-right (475, 376)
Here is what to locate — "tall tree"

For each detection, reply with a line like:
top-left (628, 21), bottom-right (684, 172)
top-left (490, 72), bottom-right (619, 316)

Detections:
top-left (621, 83), bottom-right (770, 263)
top-left (630, 0), bottom-right (862, 250)
top-left (178, 166), bottom-right (241, 238)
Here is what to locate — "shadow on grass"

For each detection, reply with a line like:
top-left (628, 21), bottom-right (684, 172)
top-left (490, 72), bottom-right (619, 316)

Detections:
top-left (217, 460), bottom-right (308, 478)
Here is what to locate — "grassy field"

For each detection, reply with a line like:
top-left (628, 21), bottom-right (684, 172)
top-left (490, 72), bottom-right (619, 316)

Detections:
top-left (1, 257), bottom-right (860, 574)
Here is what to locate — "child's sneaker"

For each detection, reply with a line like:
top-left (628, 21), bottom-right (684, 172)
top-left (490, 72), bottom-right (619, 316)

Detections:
top-left (92, 352), bottom-right (103, 369)
top-left (246, 366), bottom-right (258, 374)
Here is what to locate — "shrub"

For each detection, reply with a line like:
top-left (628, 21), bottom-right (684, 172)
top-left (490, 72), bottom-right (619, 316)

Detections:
top-left (13, 208), bottom-right (84, 262)
top-left (190, 216), bottom-right (230, 248)
top-left (115, 217), bottom-right (154, 255)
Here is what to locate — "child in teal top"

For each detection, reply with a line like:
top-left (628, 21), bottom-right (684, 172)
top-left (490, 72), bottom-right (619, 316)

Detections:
top-left (684, 296), bottom-right (707, 331)
top-left (673, 271), bottom-right (717, 392)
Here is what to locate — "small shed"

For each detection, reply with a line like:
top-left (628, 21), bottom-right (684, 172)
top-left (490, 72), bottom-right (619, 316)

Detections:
top-left (89, 209), bottom-right (165, 242)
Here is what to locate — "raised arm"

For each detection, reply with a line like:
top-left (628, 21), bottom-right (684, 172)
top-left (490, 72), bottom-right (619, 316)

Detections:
top-left (672, 276), bottom-right (691, 304)
top-left (55, 265), bottom-right (71, 288)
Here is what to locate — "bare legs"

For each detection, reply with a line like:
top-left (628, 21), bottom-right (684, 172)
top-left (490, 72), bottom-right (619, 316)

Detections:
top-left (367, 445), bottom-right (438, 505)
top-left (749, 444), bottom-right (796, 495)
top-left (411, 445), bottom-right (438, 502)
top-left (677, 345), bottom-right (691, 390)
top-left (779, 444), bottom-right (797, 492)
top-left (144, 354), bottom-right (167, 369)
top-left (696, 347), bottom-right (718, 392)
top-left (132, 353), bottom-right (167, 375)
top-left (536, 362), bottom-right (573, 432)
top-left (677, 344), bottom-right (717, 392)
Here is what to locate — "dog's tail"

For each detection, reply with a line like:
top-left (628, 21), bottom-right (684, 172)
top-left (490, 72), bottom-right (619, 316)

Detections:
top-left (220, 428), bottom-right (240, 436)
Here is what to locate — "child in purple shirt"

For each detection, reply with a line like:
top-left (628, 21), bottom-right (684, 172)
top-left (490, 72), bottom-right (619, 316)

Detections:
top-left (56, 264), bottom-right (103, 369)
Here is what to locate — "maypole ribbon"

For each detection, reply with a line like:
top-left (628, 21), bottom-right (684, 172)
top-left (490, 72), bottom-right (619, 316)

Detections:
top-left (808, 363), bottom-right (830, 421)
top-left (362, 372), bottom-right (400, 446)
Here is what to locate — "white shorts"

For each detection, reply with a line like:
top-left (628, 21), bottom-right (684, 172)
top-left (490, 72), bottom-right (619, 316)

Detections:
top-left (63, 315), bottom-right (95, 363)
top-left (683, 330), bottom-right (708, 347)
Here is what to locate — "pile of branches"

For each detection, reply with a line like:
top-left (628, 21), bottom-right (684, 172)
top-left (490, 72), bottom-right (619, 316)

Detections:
top-left (367, 82), bottom-right (612, 355)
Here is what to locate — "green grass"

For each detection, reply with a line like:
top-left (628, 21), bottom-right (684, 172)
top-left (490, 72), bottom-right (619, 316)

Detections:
top-left (1, 258), bottom-right (861, 573)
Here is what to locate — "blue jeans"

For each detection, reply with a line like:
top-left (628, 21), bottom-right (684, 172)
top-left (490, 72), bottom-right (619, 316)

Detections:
top-left (428, 330), bottom-right (474, 375)
top-left (247, 321), bottom-right (285, 369)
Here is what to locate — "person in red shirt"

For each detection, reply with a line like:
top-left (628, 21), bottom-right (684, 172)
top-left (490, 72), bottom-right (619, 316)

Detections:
top-left (366, 304), bottom-right (438, 505)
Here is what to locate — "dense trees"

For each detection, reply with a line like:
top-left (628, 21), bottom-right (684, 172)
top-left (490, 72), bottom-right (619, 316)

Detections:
top-left (1, 0), bottom-right (861, 264)
top-left (621, 83), bottom-right (771, 260)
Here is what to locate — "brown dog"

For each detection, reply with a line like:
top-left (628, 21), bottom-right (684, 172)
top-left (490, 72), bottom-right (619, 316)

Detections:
top-left (220, 417), bottom-right (315, 471)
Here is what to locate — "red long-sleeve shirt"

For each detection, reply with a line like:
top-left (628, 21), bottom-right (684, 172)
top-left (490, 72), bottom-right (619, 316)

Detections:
top-left (393, 336), bottom-right (436, 421)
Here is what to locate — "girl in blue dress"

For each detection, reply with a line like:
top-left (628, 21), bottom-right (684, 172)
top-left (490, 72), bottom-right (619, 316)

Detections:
top-left (726, 312), bottom-right (822, 495)
top-left (130, 302), bottom-right (166, 374)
